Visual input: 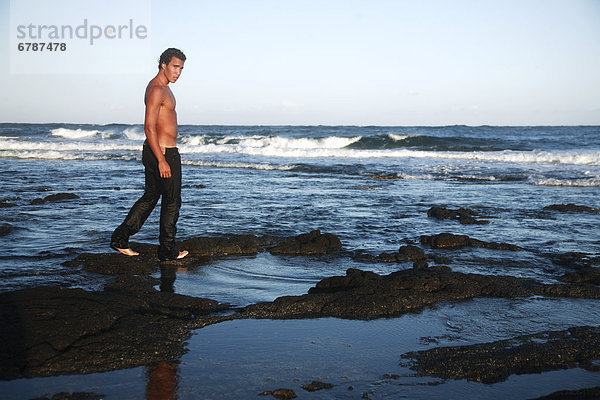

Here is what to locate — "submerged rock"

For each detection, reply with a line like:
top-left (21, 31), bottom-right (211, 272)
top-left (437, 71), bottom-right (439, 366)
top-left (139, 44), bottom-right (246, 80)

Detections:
top-left (560, 268), bottom-right (600, 285)
top-left (553, 252), bottom-right (600, 270)
top-left (30, 192), bottom-right (80, 205)
top-left (0, 223), bottom-right (14, 236)
top-left (0, 276), bottom-right (230, 380)
top-left (259, 389), bottom-right (297, 399)
top-left (543, 204), bottom-right (600, 213)
top-left (401, 325), bottom-right (600, 384)
top-left (427, 206), bottom-right (490, 225)
top-left (241, 267), bottom-right (600, 320)
top-left (369, 173), bottom-right (401, 180)
top-left (529, 386), bottom-right (600, 400)
top-left (553, 252), bottom-right (600, 285)
top-left (302, 381), bottom-right (334, 392)
top-left (30, 392), bottom-right (105, 400)
top-left (420, 233), bottom-right (522, 251)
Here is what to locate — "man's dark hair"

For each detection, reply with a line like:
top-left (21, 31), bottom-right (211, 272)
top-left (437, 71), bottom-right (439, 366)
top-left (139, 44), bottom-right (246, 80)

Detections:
top-left (158, 48), bottom-right (186, 70)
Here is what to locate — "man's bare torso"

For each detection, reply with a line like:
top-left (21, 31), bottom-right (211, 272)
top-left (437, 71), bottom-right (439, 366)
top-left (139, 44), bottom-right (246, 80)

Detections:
top-left (145, 78), bottom-right (178, 148)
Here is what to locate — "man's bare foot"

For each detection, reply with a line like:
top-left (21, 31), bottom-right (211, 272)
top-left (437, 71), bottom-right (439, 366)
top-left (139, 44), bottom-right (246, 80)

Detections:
top-left (111, 245), bottom-right (139, 256)
top-left (176, 250), bottom-right (189, 259)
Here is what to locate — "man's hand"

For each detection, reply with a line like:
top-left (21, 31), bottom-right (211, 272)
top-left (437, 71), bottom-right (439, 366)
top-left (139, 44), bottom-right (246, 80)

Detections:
top-left (159, 159), bottom-right (172, 178)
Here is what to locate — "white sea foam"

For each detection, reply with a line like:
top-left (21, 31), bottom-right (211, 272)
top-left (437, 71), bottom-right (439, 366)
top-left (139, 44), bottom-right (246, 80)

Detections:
top-left (235, 135), bottom-right (361, 150)
top-left (0, 150), bottom-right (123, 161)
top-left (183, 160), bottom-right (294, 171)
top-left (179, 138), bottom-right (600, 166)
top-left (387, 133), bottom-right (411, 141)
top-left (2, 131), bottom-right (599, 167)
top-left (123, 127), bottom-right (146, 141)
top-left (527, 176), bottom-right (600, 187)
top-left (0, 139), bottom-right (139, 153)
top-left (50, 128), bottom-right (101, 139)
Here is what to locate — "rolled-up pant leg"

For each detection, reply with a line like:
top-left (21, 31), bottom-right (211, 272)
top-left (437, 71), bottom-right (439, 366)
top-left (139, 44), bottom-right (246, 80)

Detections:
top-left (111, 145), bottom-right (161, 249)
top-left (157, 148), bottom-right (182, 260)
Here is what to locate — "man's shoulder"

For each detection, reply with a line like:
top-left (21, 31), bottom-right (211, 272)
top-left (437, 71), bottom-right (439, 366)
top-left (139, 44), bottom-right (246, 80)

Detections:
top-left (145, 81), bottom-right (167, 102)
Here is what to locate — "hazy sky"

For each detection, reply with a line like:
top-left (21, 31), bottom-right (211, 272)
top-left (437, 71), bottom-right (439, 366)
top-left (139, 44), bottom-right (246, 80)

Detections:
top-left (1, 0), bottom-right (599, 125)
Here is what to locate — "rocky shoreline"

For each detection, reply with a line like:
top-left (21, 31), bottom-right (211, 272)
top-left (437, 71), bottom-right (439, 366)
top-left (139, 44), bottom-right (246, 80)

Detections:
top-left (2, 221), bottom-right (600, 398)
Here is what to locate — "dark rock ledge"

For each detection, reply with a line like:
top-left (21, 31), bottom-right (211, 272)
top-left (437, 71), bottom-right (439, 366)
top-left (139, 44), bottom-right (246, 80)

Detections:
top-left (2, 264), bottom-right (600, 381)
top-left (241, 267), bottom-right (600, 320)
top-left (421, 233), bottom-right (522, 251)
top-left (543, 203), bottom-right (600, 214)
top-left (64, 230), bottom-right (341, 275)
top-left (400, 325), bottom-right (600, 384)
top-left (30, 193), bottom-right (80, 205)
top-left (553, 252), bottom-right (600, 285)
top-left (3, 229), bottom-right (600, 382)
top-left (529, 386), bottom-right (600, 400)
top-left (0, 275), bottom-right (232, 381)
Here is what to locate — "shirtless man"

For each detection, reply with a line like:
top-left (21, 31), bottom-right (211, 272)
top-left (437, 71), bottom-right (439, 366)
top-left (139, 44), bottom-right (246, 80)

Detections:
top-left (111, 48), bottom-right (188, 261)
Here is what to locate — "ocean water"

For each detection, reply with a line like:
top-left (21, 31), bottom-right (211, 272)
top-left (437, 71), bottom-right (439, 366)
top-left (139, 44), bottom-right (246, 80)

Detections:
top-left (1, 123), bottom-right (600, 398)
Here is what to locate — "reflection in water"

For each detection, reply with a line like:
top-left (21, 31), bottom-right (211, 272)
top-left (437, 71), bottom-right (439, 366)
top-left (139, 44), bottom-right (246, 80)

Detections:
top-left (145, 265), bottom-right (188, 399)
top-left (160, 265), bottom-right (177, 293)
top-left (146, 360), bottom-right (180, 400)
top-left (159, 264), bottom-right (188, 293)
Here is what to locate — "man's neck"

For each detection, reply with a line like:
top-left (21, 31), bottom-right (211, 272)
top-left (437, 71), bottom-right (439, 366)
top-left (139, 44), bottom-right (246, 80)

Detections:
top-left (155, 71), bottom-right (169, 86)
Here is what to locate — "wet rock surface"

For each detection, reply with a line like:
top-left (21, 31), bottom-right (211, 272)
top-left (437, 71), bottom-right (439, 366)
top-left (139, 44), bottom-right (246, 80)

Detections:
top-left (30, 193), bottom-right (80, 205)
top-left (553, 252), bottom-right (600, 285)
top-left (259, 388), bottom-right (297, 399)
top-left (369, 173), bottom-right (401, 180)
top-left (400, 325), bottom-right (600, 384)
top-left (269, 230), bottom-right (342, 255)
top-left (0, 200), bottom-right (17, 208)
top-left (3, 228), bottom-right (600, 389)
top-left (0, 276), bottom-right (230, 380)
top-left (302, 380), bottom-right (334, 392)
top-left (0, 223), bottom-right (14, 236)
top-left (180, 234), bottom-right (277, 257)
top-left (543, 203), bottom-right (600, 213)
top-left (241, 267), bottom-right (600, 320)
top-left (427, 206), bottom-right (490, 225)
top-left (553, 252), bottom-right (600, 270)
top-left (66, 231), bottom-right (341, 275)
top-left (529, 386), bottom-right (600, 400)
top-left (30, 392), bottom-right (105, 400)
top-left (421, 233), bottom-right (522, 251)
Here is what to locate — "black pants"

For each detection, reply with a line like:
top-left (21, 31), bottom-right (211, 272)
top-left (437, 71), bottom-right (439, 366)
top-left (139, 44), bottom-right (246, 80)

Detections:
top-left (111, 144), bottom-right (182, 260)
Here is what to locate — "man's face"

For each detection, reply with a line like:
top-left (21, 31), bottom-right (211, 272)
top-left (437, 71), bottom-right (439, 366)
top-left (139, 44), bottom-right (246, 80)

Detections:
top-left (162, 57), bottom-right (184, 83)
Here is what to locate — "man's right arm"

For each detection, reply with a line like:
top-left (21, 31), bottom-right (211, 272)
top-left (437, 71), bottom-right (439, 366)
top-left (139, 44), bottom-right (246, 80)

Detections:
top-left (144, 86), bottom-right (171, 178)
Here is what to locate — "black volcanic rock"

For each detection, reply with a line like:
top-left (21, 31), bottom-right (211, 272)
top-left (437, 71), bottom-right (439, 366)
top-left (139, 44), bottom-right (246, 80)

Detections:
top-left (0, 276), bottom-right (230, 380)
top-left (543, 204), bottom-right (600, 213)
top-left (269, 230), bottom-right (342, 255)
top-left (421, 233), bottom-right (522, 251)
top-left (0, 223), bottom-right (14, 236)
top-left (241, 267), bottom-right (600, 321)
top-left (30, 193), bottom-right (80, 205)
top-left (427, 206), bottom-right (490, 225)
top-left (401, 326), bottom-right (600, 384)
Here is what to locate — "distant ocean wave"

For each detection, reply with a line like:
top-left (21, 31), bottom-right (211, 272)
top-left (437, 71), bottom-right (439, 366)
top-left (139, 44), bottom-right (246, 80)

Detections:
top-left (527, 176), bottom-right (600, 187)
top-left (1, 124), bottom-right (599, 189)
top-left (2, 133), bottom-right (599, 166)
top-left (183, 160), bottom-right (295, 171)
top-left (50, 127), bottom-right (102, 139)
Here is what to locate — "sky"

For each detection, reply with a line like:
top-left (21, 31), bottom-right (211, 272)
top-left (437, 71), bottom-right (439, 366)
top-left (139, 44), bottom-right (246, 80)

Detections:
top-left (1, 0), bottom-right (599, 126)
